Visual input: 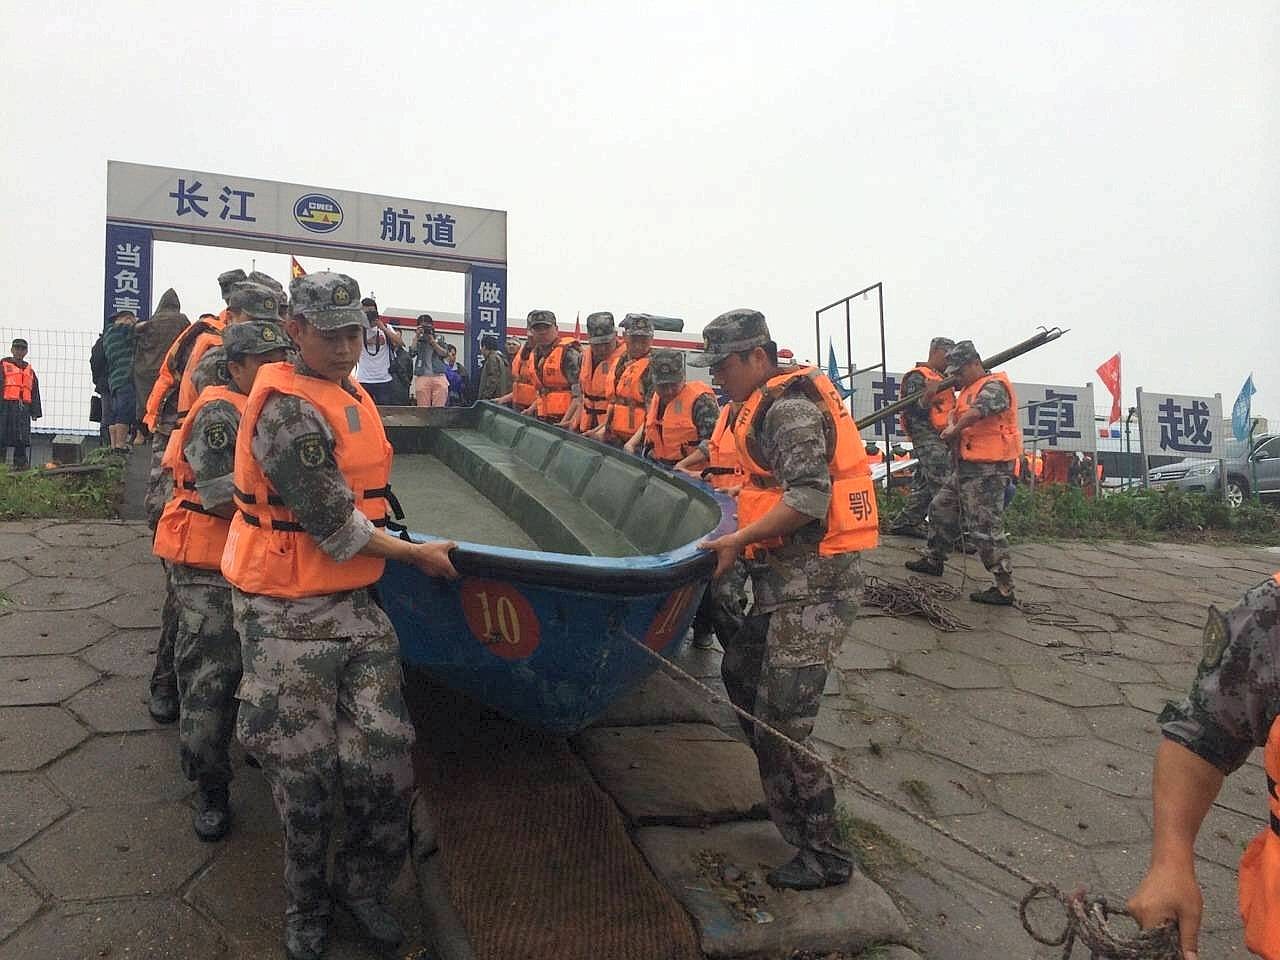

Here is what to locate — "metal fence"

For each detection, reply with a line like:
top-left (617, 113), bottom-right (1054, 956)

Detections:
top-left (0, 327), bottom-right (99, 436)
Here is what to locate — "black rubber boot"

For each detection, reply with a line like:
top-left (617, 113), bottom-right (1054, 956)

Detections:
top-left (904, 556), bottom-right (945, 576)
top-left (338, 898), bottom-right (404, 950)
top-left (284, 914), bottom-right (328, 960)
top-left (766, 851), bottom-right (853, 890)
top-left (148, 687), bottom-right (179, 724)
top-left (193, 785), bottom-right (231, 842)
top-left (970, 586), bottom-right (1015, 606)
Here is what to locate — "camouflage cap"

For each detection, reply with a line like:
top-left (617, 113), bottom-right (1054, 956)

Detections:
top-left (585, 311), bottom-right (616, 344)
top-left (247, 271), bottom-right (285, 297)
top-left (688, 309), bottom-right (770, 367)
top-left (944, 339), bottom-right (982, 374)
top-left (217, 269), bottom-right (248, 300)
top-left (223, 320), bottom-right (288, 358)
top-left (650, 349), bottom-right (686, 386)
top-left (288, 271), bottom-right (367, 330)
top-left (622, 314), bottom-right (654, 338)
top-left (227, 281), bottom-right (281, 320)
top-left (930, 336), bottom-right (956, 353)
top-left (527, 309), bottom-right (556, 328)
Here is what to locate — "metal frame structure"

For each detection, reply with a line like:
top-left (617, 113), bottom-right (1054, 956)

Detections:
top-left (814, 282), bottom-right (892, 483)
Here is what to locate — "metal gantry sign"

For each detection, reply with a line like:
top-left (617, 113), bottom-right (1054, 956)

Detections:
top-left (103, 161), bottom-right (508, 377)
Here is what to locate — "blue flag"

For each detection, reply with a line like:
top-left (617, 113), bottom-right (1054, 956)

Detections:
top-left (827, 338), bottom-right (853, 399)
top-left (1232, 374), bottom-right (1257, 441)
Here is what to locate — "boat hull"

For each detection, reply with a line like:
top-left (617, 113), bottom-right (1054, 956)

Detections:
top-left (378, 403), bottom-right (733, 734)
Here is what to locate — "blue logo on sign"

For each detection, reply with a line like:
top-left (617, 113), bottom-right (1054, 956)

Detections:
top-left (293, 194), bottom-right (343, 234)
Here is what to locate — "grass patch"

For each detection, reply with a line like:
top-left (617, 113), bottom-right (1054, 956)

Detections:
top-left (899, 778), bottom-right (936, 816)
top-left (0, 448), bottom-right (125, 521)
top-left (835, 803), bottom-right (920, 880)
top-left (878, 482), bottom-right (1280, 545)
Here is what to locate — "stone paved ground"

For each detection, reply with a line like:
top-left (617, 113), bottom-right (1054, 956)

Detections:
top-left (811, 534), bottom-right (1280, 959)
top-left (2, 516), bottom-right (1276, 958)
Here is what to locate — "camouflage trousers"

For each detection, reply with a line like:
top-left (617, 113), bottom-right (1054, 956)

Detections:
top-left (147, 431), bottom-right (179, 697)
top-left (895, 437), bottom-right (952, 528)
top-left (150, 563), bottom-right (179, 697)
top-left (173, 577), bottom-right (241, 787)
top-left (235, 626), bottom-right (416, 919)
top-left (145, 427), bottom-right (174, 531)
top-left (721, 593), bottom-right (858, 864)
top-left (926, 471), bottom-right (1014, 590)
top-left (692, 559), bottom-right (749, 643)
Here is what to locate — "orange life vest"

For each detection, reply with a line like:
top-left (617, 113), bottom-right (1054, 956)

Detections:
top-left (734, 366), bottom-right (879, 558)
top-left (607, 355), bottom-right (651, 442)
top-left (511, 345), bottom-right (538, 410)
top-left (704, 402), bottom-right (743, 492)
top-left (143, 313), bottom-right (226, 431)
top-left (900, 363), bottom-right (955, 436)
top-left (221, 364), bottom-right (393, 599)
top-left (533, 336), bottom-right (577, 421)
top-left (153, 386), bottom-right (245, 571)
top-left (955, 372), bottom-right (1021, 463)
top-left (175, 330), bottom-right (224, 419)
top-left (644, 381), bottom-right (716, 464)
top-left (579, 340), bottom-right (625, 432)
top-left (1, 359), bottom-right (34, 403)
top-left (1240, 575), bottom-right (1280, 960)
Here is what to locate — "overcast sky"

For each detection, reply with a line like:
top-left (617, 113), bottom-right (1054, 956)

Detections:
top-left (2, 1), bottom-right (1275, 417)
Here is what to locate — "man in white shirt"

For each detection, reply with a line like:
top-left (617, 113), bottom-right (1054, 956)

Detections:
top-left (353, 298), bottom-right (403, 405)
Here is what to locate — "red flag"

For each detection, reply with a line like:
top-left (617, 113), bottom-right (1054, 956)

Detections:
top-left (289, 256), bottom-right (306, 280)
top-left (1096, 353), bottom-right (1121, 424)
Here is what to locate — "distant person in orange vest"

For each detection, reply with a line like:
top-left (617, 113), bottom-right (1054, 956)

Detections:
top-left (497, 312), bottom-right (549, 415)
top-left (525, 311), bottom-right (581, 426)
top-left (577, 312), bottom-right (625, 433)
top-left (223, 271), bottom-right (456, 960)
top-left (1127, 572), bottom-right (1280, 960)
top-left (142, 270), bottom-right (246, 726)
top-left (906, 340), bottom-right (1019, 605)
top-left (0, 339), bottom-right (41, 469)
top-left (626, 349), bottom-right (718, 464)
top-left (889, 336), bottom-right (955, 538)
top-left (588, 314), bottom-right (655, 446)
top-left (695, 309), bottom-right (877, 890)
top-left (152, 320), bottom-right (288, 842)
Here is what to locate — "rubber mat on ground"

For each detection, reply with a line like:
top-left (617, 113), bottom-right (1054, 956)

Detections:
top-left (406, 674), bottom-right (703, 960)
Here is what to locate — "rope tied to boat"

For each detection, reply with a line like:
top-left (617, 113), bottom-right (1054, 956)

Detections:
top-left (624, 629), bottom-right (1181, 959)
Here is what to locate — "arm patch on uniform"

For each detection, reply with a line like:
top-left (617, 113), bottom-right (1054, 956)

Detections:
top-left (204, 421), bottom-right (230, 450)
top-left (1201, 606), bottom-right (1228, 668)
top-left (295, 433), bottom-right (328, 469)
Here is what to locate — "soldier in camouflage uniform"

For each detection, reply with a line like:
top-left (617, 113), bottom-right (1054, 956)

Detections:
top-left (526, 310), bottom-right (584, 426)
top-left (695, 310), bottom-right (868, 891)
top-left (906, 340), bottom-right (1017, 604)
top-left (586, 315), bottom-right (656, 446)
top-left (145, 269), bottom-right (247, 725)
top-left (227, 272), bottom-right (458, 960)
top-left (889, 336), bottom-right (955, 538)
top-left (624, 349), bottom-right (720, 459)
top-left (161, 318), bottom-right (288, 840)
top-left (1127, 573), bottom-right (1280, 960)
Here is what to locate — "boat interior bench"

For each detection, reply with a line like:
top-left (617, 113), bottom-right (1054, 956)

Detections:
top-left (383, 405), bottom-right (719, 558)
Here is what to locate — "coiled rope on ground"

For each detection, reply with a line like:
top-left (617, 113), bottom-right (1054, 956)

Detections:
top-left (862, 574), bottom-right (971, 632)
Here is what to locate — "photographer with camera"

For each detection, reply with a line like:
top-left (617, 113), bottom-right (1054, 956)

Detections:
top-left (353, 297), bottom-right (403, 406)
top-left (411, 314), bottom-right (451, 407)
